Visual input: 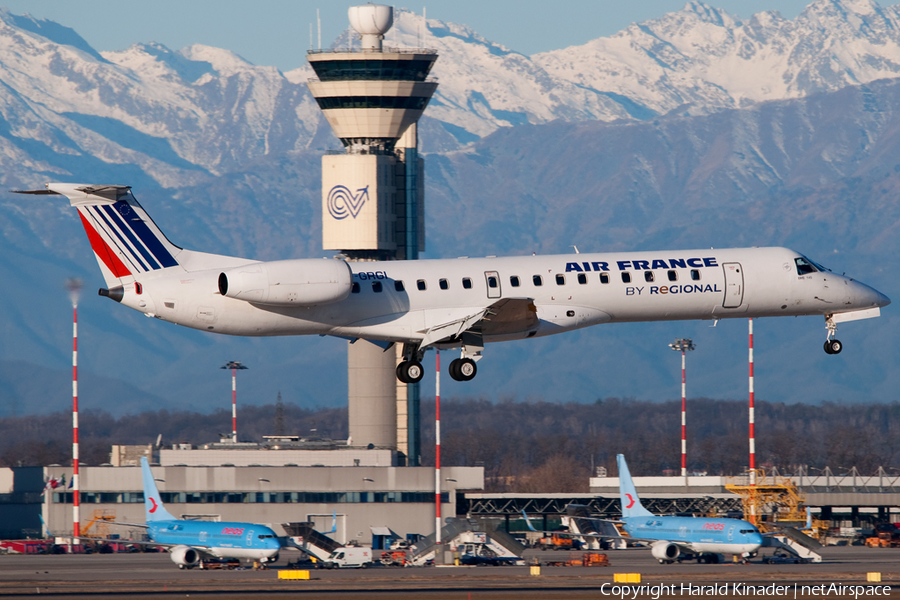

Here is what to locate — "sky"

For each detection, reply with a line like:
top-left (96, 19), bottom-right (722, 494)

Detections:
top-left (1, 0), bottom-right (821, 73)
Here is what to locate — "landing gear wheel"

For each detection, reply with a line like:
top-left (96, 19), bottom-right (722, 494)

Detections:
top-left (449, 358), bottom-right (477, 381)
top-left (397, 360), bottom-right (424, 383)
top-left (824, 339), bottom-right (842, 354)
top-left (396, 362), bottom-right (410, 383)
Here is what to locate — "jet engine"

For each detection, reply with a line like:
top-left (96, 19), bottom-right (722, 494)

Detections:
top-left (218, 259), bottom-right (352, 307)
top-left (169, 545), bottom-right (200, 569)
top-left (650, 541), bottom-right (681, 563)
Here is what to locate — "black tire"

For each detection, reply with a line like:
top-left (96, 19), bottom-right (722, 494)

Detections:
top-left (396, 362), bottom-right (410, 383)
top-left (449, 359), bottom-right (463, 381)
top-left (829, 339), bottom-right (843, 354)
top-left (450, 359), bottom-right (460, 380)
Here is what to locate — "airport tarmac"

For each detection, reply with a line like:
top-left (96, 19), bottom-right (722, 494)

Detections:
top-left (0, 546), bottom-right (897, 599)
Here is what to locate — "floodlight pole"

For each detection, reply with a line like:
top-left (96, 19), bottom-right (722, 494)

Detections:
top-left (668, 338), bottom-right (695, 483)
top-left (434, 350), bottom-right (441, 545)
top-left (748, 318), bottom-right (757, 524)
top-left (66, 278), bottom-right (82, 545)
top-left (221, 361), bottom-right (248, 443)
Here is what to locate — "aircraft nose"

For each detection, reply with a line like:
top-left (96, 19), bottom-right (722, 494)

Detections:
top-left (852, 280), bottom-right (890, 309)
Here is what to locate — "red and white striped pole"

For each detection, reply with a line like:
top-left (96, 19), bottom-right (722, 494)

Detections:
top-left (680, 349), bottom-right (687, 479)
top-left (66, 278), bottom-right (82, 544)
top-left (220, 361), bottom-right (247, 443)
top-left (668, 339), bottom-right (694, 483)
top-left (435, 350), bottom-right (441, 544)
top-left (748, 318), bottom-right (757, 523)
top-left (231, 368), bottom-right (237, 442)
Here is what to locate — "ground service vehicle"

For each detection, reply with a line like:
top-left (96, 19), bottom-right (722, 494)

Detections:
top-left (322, 546), bottom-right (373, 569)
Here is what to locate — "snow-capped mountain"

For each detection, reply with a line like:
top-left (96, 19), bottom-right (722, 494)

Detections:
top-left (534, 0), bottom-right (900, 118)
top-left (0, 3), bottom-right (898, 416)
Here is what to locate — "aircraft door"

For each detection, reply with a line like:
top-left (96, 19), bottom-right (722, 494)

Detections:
top-left (722, 263), bottom-right (744, 308)
top-left (484, 271), bottom-right (501, 299)
top-left (246, 529), bottom-right (254, 547)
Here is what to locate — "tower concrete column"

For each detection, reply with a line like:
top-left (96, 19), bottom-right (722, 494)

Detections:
top-left (307, 5), bottom-right (437, 459)
top-left (348, 341), bottom-right (397, 449)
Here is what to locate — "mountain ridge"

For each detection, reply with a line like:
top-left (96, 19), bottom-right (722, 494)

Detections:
top-left (0, 2), bottom-right (897, 415)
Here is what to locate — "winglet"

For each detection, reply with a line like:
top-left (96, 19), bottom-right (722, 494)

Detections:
top-left (521, 510), bottom-right (538, 532)
top-left (324, 510), bottom-right (337, 535)
top-left (617, 454), bottom-right (653, 518)
top-left (141, 457), bottom-right (176, 522)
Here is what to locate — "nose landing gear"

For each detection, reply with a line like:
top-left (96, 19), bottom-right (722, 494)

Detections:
top-left (824, 315), bottom-right (842, 354)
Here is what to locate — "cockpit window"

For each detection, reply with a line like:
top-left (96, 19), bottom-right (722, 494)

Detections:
top-left (795, 257), bottom-right (817, 275)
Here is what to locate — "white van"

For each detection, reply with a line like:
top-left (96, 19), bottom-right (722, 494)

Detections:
top-left (323, 546), bottom-right (373, 569)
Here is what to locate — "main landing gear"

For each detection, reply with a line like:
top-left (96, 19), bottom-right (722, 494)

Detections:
top-left (823, 315), bottom-right (842, 355)
top-left (394, 337), bottom-right (483, 383)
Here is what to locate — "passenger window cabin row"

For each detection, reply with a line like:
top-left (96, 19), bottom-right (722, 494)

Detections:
top-left (350, 269), bottom-right (703, 294)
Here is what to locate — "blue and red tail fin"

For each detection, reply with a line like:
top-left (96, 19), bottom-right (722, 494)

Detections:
top-left (141, 457), bottom-right (177, 522)
top-left (617, 454), bottom-right (653, 518)
top-left (48, 184), bottom-right (182, 287)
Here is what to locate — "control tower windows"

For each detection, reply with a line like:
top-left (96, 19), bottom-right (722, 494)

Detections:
top-left (315, 96), bottom-right (430, 111)
top-left (310, 58), bottom-right (436, 82)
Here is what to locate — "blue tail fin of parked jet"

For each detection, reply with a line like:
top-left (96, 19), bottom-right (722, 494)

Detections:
top-left (617, 454), bottom-right (653, 518)
top-left (141, 457), bottom-right (176, 522)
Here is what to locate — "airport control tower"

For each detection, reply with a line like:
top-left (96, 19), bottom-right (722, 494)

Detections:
top-left (307, 5), bottom-right (437, 464)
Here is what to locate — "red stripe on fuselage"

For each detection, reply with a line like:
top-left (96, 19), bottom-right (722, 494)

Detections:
top-left (79, 212), bottom-right (131, 278)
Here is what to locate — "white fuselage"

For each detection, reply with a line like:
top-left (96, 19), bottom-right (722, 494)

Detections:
top-left (117, 246), bottom-right (888, 346)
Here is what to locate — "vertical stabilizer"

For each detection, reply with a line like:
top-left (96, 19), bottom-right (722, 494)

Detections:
top-left (141, 457), bottom-right (176, 522)
top-left (617, 454), bottom-right (653, 518)
top-left (48, 184), bottom-right (183, 288)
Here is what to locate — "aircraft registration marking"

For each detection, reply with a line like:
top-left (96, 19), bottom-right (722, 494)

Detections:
top-left (356, 271), bottom-right (387, 280)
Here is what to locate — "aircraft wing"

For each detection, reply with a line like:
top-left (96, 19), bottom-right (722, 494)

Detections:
top-left (419, 298), bottom-right (537, 347)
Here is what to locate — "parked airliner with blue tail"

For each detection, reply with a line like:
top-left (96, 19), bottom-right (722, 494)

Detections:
top-left (15, 184), bottom-right (889, 383)
top-left (617, 454), bottom-right (763, 563)
top-left (139, 458), bottom-right (281, 569)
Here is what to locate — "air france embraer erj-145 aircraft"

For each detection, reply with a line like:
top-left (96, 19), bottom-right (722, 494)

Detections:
top-left (19, 183), bottom-right (890, 383)
top-left (138, 458), bottom-right (281, 568)
top-left (615, 454), bottom-right (763, 563)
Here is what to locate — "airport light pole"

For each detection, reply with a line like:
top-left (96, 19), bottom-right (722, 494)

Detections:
top-left (748, 319), bottom-right (756, 480)
top-left (668, 338), bottom-right (695, 482)
top-left (220, 361), bottom-right (247, 443)
top-left (65, 277), bottom-right (82, 544)
top-left (434, 350), bottom-right (441, 545)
